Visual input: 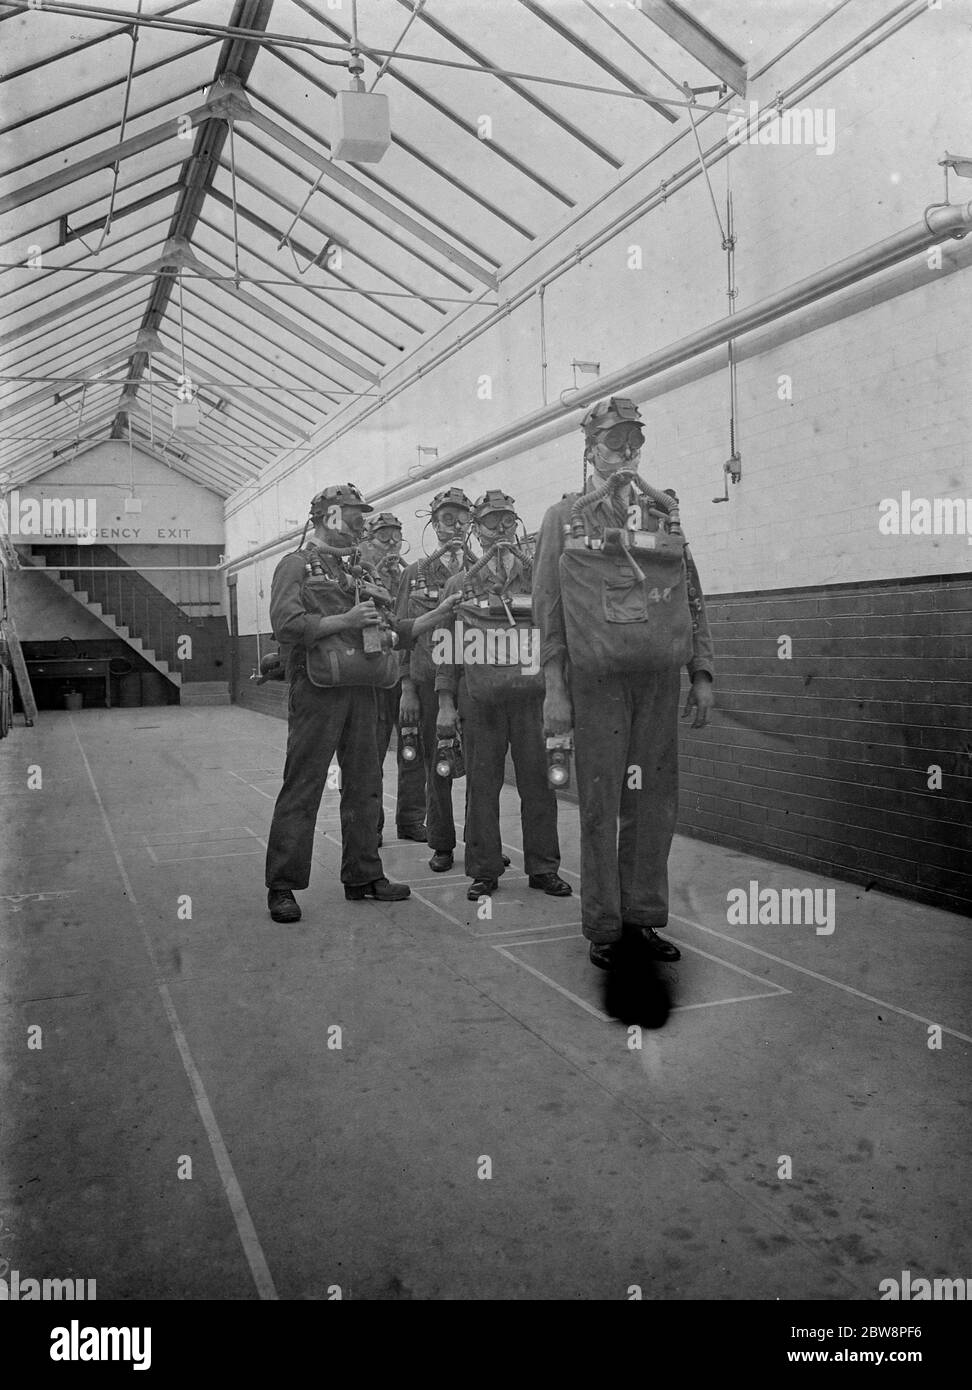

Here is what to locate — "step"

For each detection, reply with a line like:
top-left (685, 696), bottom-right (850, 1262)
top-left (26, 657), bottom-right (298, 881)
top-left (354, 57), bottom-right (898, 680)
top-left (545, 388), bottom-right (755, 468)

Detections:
top-left (86, 602), bottom-right (101, 616)
top-left (180, 681), bottom-right (230, 706)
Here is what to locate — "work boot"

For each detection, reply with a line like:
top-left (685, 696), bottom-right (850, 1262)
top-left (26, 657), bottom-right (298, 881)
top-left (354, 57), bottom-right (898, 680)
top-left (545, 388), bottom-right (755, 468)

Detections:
top-left (429, 850), bottom-right (454, 872)
top-left (467, 877), bottom-right (498, 900)
top-left (625, 925), bottom-right (681, 962)
top-left (528, 872), bottom-right (572, 897)
top-left (345, 877), bottom-right (411, 902)
top-left (397, 824), bottom-right (428, 842)
top-left (267, 889), bottom-right (301, 923)
top-left (589, 941), bottom-right (621, 970)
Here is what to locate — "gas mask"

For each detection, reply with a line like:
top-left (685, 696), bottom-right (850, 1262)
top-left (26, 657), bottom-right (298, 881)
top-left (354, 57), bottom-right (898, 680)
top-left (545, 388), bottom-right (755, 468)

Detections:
top-left (432, 506), bottom-right (472, 548)
top-left (589, 423), bottom-right (645, 478)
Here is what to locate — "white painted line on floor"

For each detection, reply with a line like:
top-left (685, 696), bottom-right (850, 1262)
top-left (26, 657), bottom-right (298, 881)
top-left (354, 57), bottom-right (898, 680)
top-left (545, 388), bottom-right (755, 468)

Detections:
top-left (409, 887), bottom-right (472, 933)
top-left (668, 913), bottom-right (972, 1045)
top-left (493, 932), bottom-right (790, 1020)
top-left (492, 945), bottom-right (611, 1023)
top-left (144, 826), bottom-right (258, 844)
top-left (151, 850), bottom-right (264, 864)
top-left (70, 723), bottom-right (278, 1301)
top-left (228, 770), bottom-right (274, 800)
top-left (673, 991), bottom-right (789, 1012)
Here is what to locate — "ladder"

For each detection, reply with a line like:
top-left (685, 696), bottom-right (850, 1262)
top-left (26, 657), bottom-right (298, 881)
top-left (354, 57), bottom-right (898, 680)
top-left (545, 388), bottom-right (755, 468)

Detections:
top-left (2, 609), bottom-right (37, 726)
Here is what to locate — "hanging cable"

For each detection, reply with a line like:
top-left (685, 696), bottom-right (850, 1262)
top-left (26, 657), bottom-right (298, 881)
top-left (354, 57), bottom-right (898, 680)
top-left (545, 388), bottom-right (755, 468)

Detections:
top-left (147, 350), bottom-right (155, 447)
top-left (128, 412), bottom-right (136, 497)
top-left (684, 87), bottom-right (727, 245)
top-left (226, 118), bottom-right (243, 289)
top-left (177, 268), bottom-right (190, 396)
top-left (370, 0), bottom-right (425, 90)
top-left (74, 0), bottom-right (143, 256)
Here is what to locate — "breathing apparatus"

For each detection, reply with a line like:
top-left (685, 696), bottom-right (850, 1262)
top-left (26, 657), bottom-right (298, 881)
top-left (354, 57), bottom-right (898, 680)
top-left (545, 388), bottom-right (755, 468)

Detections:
top-left (459, 490), bottom-right (535, 625)
top-left (572, 398), bottom-right (683, 572)
top-left (295, 481), bottom-right (373, 556)
top-left (360, 511), bottom-right (407, 589)
top-left (416, 486), bottom-right (476, 587)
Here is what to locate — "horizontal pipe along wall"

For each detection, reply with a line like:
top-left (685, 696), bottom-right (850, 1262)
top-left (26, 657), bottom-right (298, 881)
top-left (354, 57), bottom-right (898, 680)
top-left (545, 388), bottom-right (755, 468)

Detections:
top-left (225, 6), bottom-right (970, 913)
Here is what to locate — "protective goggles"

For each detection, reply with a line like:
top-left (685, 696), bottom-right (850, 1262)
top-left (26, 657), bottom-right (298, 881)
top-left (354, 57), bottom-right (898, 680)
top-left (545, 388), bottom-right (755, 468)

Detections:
top-left (368, 528), bottom-right (402, 548)
top-left (597, 423), bottom-right (645, 452)
top-left (476, 511), bottom-right (517, 533)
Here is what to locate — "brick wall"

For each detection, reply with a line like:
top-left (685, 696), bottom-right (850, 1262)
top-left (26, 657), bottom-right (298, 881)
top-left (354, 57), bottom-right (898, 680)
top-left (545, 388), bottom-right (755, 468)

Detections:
top-left (677, 574), bottom-right (971, 917)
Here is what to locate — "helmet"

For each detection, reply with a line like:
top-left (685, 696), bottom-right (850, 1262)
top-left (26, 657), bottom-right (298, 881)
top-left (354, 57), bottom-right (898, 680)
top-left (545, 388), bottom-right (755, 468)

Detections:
top-left (363, 511), bottom-right (402, 535)
top-left (472, 488), bottom-right (516, 520)
top-left (580, 397), bottom-right (643, 436)
top-left (309, 482), bottom-right (373, 520)
top-left (430, 486), bottom-right (473, 515)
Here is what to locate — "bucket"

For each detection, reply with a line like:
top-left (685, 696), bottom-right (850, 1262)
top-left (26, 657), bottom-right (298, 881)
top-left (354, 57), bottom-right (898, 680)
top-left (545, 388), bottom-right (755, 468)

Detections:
top-left (140, 670), bottom-right (169, 706)
top-left (119, 673), bottom-right (141, 707)
top-left (63, 691), bottom-right (83, 712)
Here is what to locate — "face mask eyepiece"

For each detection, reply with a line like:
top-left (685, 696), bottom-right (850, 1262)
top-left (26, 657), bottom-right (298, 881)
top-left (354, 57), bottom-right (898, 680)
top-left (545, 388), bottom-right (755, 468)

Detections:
top-left (599, 424), bottom-right (645, 454)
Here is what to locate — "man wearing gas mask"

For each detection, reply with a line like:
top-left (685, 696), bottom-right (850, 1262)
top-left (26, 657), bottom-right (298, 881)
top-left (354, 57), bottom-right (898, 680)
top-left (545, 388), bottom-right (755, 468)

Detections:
top-left (435, 489), bottom-right (571, 902)
top-left (357, 511), bottom-right (427, 846)
top-left (397, 488), bottom-right (476, 874)
top-left (264, 483), bottom-right (462, 924)
top-left (532, 399), bottom-right (715, 969)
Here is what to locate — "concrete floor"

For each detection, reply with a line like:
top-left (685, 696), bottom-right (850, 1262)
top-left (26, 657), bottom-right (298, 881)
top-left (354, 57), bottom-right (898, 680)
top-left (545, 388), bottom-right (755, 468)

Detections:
top-left (1, 705), bottom-right (969, 1301)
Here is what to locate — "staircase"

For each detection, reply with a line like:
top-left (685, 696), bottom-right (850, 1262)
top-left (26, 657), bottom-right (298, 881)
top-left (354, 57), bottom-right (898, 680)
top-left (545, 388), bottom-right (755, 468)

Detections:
top-left (17, 546), bottom-right (229, 703)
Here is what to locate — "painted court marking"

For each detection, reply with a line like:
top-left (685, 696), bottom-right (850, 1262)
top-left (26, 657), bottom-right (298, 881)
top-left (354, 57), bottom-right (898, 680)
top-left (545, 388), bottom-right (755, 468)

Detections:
top-left (668, 912), bottom-right (972, 1046)
top-left (70, 723), bottom-right (277, 1301)
top-left (494, 932), bottom-right (790, 1021)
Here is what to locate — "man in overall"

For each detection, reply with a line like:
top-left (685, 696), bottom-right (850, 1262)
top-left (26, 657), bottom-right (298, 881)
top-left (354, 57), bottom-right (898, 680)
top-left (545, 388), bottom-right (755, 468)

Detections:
top-left (532, 399), bottom-right (715, 968)
top-left (264, 483), bottom-right (461, 924)
top-left (397, 487), bottom-right (476, 874)
top-left (435, 489), bottom-right (571, 903)
top-left (358, 510), bottom-right (428, 846)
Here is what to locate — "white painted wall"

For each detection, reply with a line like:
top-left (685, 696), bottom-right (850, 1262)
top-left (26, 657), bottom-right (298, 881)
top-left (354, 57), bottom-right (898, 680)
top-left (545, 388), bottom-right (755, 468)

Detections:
top-left (8, 442), bottom-right (226, 547)
top-left (226, 1), bottom-right (972, 635)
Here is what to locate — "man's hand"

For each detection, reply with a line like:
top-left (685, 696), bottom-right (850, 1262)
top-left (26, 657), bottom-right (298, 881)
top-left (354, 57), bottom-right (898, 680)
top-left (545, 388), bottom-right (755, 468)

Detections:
top-left (543, 688), bottom-right (573, 738)
top-left (436, 697), bottom-right (458, 740)
top-left (400, 683), bottom-right (420, 726)
top-left (432, 590), bottom-right (463, 619)
top-left (344, 599), bottom-right (380, 630)
top-left (682, 674), bottom-right (715, 729)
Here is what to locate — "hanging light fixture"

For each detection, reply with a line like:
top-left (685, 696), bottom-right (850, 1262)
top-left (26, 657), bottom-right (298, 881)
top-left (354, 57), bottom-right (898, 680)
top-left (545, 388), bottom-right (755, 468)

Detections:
top-left (172, 269), bottom-right (201, 432)
top-left (332, 1), bottom-right (391, 163)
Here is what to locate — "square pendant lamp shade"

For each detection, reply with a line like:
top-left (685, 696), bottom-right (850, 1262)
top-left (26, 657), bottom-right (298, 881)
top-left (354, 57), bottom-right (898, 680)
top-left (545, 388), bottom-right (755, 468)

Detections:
top-left (172, 397), bottom-right (201, 431)
top-left (332, 88), bottom-right (391, 162)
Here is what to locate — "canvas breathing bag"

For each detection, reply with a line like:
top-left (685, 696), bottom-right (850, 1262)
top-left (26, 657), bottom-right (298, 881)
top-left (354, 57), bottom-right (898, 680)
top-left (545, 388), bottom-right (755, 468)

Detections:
top-left (454, 594), bottom-right (544, 703)
top-left (299, 552), bottom-right (400, 690)
top-left (559, 527), bottom-right (694, 676)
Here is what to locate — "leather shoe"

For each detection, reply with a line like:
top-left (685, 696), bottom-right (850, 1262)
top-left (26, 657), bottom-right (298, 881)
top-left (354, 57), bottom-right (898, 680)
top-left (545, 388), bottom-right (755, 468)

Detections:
top-left (467, 878), bottom-right (498, 900)
top-left (589, 941), bottom-right (621, 970)
top-left (267, 888), bottom-right (301, 923)
top-left (528, 872), bottom-right (572, 897)
top-left (429, 851), bottom-right (454, 872)
top-left (397, 825), bottom-right (428, 842)
top-left (345, 876), bottom-right (411, 902)
top-left (626, 925), bottom-right (681, 961)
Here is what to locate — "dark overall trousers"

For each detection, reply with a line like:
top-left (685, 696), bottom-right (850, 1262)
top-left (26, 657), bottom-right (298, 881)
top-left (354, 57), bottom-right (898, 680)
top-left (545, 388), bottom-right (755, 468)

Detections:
top-left (415, 677), bottom-right (460, 854)
top-left (265, 670), bottom-right (384, 890)
top-left (375, 683), bottom-right (427, 837)
top-left (571, 668), bottom-right (681, 943)
top-left (458, 684), bottom-right (561, 882)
